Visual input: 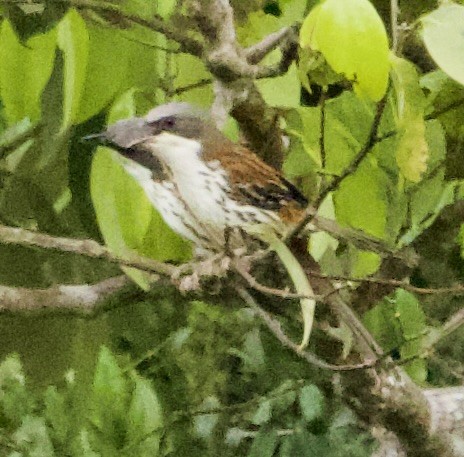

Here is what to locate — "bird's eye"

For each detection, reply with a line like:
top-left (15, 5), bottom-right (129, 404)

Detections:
top-left (160, 116), bottom-right (176, 130)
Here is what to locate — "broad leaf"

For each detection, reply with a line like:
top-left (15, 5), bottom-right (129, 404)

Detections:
top-left (57, 9), bottom-right (89, 129)
top-left (0, 20), bottom-right (56, 123)
top-left (258, 63), bottom-right (301, 108)
top-left (126, 375), bottom-right (163, 455)
top-left (13, 416), bottom-right (55, 456)
top-left (299, 384), bottom-right (325, 423)
top-left (421, 3), bottom-right (464, 87)
top-left (364, 289), bottom-right (428, 382)
top-left (390, 56), bottom-right (428, 182)
top-left (91, 347), bottom-right (128, 434)
top-left (90, 147), bottom-right (191, 288)
top-left (334, 160), bottom-right (387, 239)
top-left (75, 26), bottom-right (130, 123)
top-left (300, 0), bottom-right (390, 101)
top-left (248, 430), bottom-right (279, 457)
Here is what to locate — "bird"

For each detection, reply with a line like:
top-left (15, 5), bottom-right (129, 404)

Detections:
top-left (90, 102), bottom-right (308, 256)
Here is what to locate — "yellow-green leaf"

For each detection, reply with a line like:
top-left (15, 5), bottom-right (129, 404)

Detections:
top-left (390, 56), bottom-right (428, 182)
top-left (0, 20), bottom-right (56, 123)
top-left (300, 0), bottom-right (390, 101)
top-left (334, 160), bottom-right (387, 239)
top-left (90, 148), bottom-right (191, 288)
top-left (57, 9), bottom-right (89, 129)
top-left (75, 26), bottom-right (130, 123)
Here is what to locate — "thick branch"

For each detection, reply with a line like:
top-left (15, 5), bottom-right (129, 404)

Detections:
top-left (0, 224), bottom-right (179, 277)
top-left (245, 25), bottom-right (297, 64)
top-left (308, 266), bottom-right (458, 456)
top-left (0, 276), bottom-right (129, 313)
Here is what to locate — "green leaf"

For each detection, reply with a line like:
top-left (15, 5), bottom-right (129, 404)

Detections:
top-left (90, 147), bottom-right (191, 288)
top-left (402, 168), bottom-right (455, 245)
top-left (280, 429), bottom-right (329, 457)
top-left (71, 429), bottom-right (101, 457)
top-left (240, 328), bottom-right (266, 372)
top-left (257, 63), bottom-right (301, 108)
top-left (293, 106), bottom-right (322, 167)
top-left (390, 56), bottom-right (428, 182)
top-left (0, 355), bottom-right (35, 426)
top-left (364, 289), bottom-right (428, 382)
top-left (13, 416), bottom-right (55, 457)
top-left (174, 54), bottom-right (213, 106)
top-left (394, 289), bottom-right (427, 382)
top-left (252, 399), bottom-right (272, 425)
top-left (91, 347), bottom-right (128, 434)
top-left (300, 0), bottom-right (390, 101)
top-left (0, 20), bottom-right (56, 123)
top-left (299, 384), bottom-right (325, 423)
top-left (458, 224), bottom-right (464, 258)
top-left (421, 3), bottom-right (464, 87)
top-left (334, 160), bottom-right (387, 239)
top-left (57, 9), bottom-right (89, 129)
top-left (44, 386), bottom-right (68, 444)
top-left (126, 374), bottom-right (163, 454)
top-left (363, 299), bottom-right (402, 352)
top-left (324, 92), bottom-right (375, 175)
top-left (394, 289), bottom-right (426, 342)
top-left (193, 396), bottom-right (220, 438)
top-left (248, 430), bottom-right (279, 457)
top-left (75, 26), bottom-right (130, 123)
top-left (107, 88), bottom-right (138, 124)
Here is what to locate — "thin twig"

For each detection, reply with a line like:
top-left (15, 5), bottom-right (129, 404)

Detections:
top-left (307, 270), bottom-right (464, 296)
top-left (0, 122), bottom-right (41, 158)
top-left (236, 286), bottom-right (375, 371)
top-left (391, 0), bottom-right (400, 53)
top-left (233, 261), bottom-right (321, 300)
top-left (319, 92), bottom-right (327, 171)
top-left (174, 78), bottom-right (212, 95)
top-left (245, 26), bottom-right (294, 64)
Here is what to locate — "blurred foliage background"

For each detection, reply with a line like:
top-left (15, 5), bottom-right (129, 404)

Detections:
top-left (0, 0), bottom-right (463, 455)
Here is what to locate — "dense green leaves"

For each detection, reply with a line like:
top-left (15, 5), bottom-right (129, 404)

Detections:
top-left (0, 349), bottom-right (164, 456)
top-left (364, 289), bottom-right (428, 382)
top-left (0, 1), bottom-right (463, 456)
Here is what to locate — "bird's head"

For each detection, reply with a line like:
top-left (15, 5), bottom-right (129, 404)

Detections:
top-left (85, 103), bottom-right (226, 172)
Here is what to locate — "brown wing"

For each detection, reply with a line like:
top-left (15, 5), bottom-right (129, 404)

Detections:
top-left (216, 145), bottom-right (308, 215)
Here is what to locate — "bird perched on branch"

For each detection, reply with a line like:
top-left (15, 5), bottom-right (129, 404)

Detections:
top-left (89, 102), bottom-right (308, 255)
top-left (88, 102), bottom-right (316, 348)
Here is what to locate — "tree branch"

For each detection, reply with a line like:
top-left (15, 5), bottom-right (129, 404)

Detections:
top-left (307, 270), bottom-right (464, 296)
top-left (245, 26), bottom-right (296, 64)
top-left (0, 276), bottom-right (129, 314)
top-left (7, 0), bottom-right (205, 56)
top-left (0, 224), bottom-right (180, 277)
top-left (236, 285), bottom-right (374, 372)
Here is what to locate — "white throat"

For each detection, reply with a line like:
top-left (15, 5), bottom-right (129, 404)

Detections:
top-left (144, 132), bottom-right (202, 174)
